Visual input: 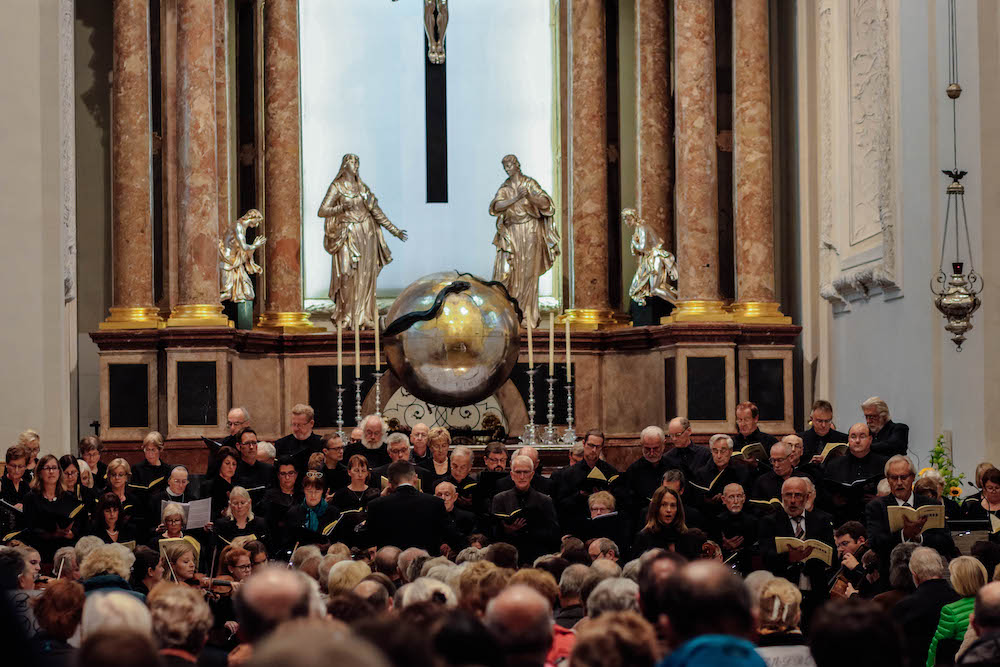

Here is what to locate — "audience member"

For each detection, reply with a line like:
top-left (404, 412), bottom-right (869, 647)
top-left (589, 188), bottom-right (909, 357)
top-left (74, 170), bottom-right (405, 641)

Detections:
top-left (894, 547), bottom-right (961, 667)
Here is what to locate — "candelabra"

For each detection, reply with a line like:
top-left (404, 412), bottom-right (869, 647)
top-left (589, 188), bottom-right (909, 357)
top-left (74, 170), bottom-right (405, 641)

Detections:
top-left (543, 376), bottom-right (557, 446)
top-left (560, 383), bottom-right (576, 445)
top-left (336, 385), bottom-right (345, 438)
top-left (354, 378), bottom-right (363, 425)
top-left (373, 370), bottom-right (384, 416)
top-left (519, 367), bottom-right (538, 446)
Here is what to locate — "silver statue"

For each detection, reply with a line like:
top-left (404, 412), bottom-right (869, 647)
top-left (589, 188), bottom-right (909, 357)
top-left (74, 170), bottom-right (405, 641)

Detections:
top-left (622, 207), bottom-right (678, 305)
top-left (424, 0), bottom-right (448, 64)
top-left (319, 154), bottom-right (408, 330)
top-left (489, 154), bottom-right (559, 329)
top-left (219, 209), bottom-right (265, 303)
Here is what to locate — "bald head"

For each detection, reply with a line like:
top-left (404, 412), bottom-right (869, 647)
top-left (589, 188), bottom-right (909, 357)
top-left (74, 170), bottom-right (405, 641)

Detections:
top-left (659, 561), bottom-right (753, 646)
top-left (235, 566), bottom-right (311, 642)
top-left (974, 581), bottom-right (1000, 633)
top-left (485, 585), bottom-right (554, 664)
top-left (514, 446), bottom-right (540, 468)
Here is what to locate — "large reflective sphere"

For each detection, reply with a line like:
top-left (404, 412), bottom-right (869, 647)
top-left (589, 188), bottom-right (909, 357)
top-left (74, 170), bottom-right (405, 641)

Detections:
top-left (384, 272), bottom-right (521, 407)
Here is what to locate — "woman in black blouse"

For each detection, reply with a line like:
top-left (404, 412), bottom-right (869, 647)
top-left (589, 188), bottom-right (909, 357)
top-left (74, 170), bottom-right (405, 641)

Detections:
top-left (23, 454), bottom-right (82, 561)
top-left (632, 486), bottom-right (693, 556)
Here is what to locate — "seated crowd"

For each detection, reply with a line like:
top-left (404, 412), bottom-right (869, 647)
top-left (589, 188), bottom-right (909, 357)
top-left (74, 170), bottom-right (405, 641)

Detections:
top-left (3, 397), bottom-right (1000, 666)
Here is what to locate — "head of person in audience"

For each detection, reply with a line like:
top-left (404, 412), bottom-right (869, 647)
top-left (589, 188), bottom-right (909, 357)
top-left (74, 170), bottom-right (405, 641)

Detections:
top-left (588, 538), bottom-right (620, 564)
top-left (588, 490), bottom-right (615, 519)
top-left (429, 427), bottom-right (452, 464)
top-left (847, 422), bottom-right (874, 459)
top-left (884, 455), bottom-right (917, 501)
top-left (780, 477), bottom-right (808, 518)
top-left (290, 404), bottom-right (315, 441)
top-left (781, 434), bottom-right (804, 467)
top-left (141, 431), bottom-right (165, 466)
top-left (162, 502), bottom-right (187, 539)
top-left (810, 598), bottom-right (904, 667)
top-left (484, 584), bottom-right (554, 667)
top-left (834, 521), bottom-right (867, 559)
top-left (33, 578), bottom-right (85, 641)
top-left (722, 483), bottom-right (746, 514)
top-left (347, 454), bottom-right (371, 488)
top-left (78, 436), bottom-right (103, 479)
top-left (876, 478), bottom-right (891, 497)
top-left (130, 546), bottom-right (165, 592)
top-left (645, 486), bottom-right (687, 533)
top-left (756, 577), bottom-right (802, 636)
top-left (510, 455), bottom-right (535, 492)
top-left (949, 555), bottom-right (988, 600)
top-left (656, 561), bottom-right (754, 649)
top-left (147, 582), bottom-right (214, 658)
top-left (435, 481), bottom-right (458, 512)
top-left (971, 581), bottom-right (1000, 638)
top-left (275, 456), bottom-right (298, 494)
top-left (256, 441), bottom-right (276, 465)
top-left (362, 415), bottom-right (387, 449)
top-left (166, 466), bottom-right (189, 497)
top-left (735, 402), bottom-right (760, 438)
top-left (667, 417), bottom-right (693, 449)
top-left (322, 433), bottom-right (345, 467)
top-left (914, 477), bottom-right (940, 503)
top-left (245, 540), bottom-right (269, 571)
top-left (227, 407), bottom-right (250, 437)
top-left (302, 472), bottom-right (325, 507)
top-left (386, 432), bottom-right (411, 464)
top-left (909, 546), bottom-right (947, 589)
top-left (769, 442), bottom-right (793, 478)
top-left (638, 426), bottom-right (667, 465)
top-left (217, 445), bottom-right (239, 482)
top-left (238, 427), bottom-right (259, 464)
top-left (228, 486), bottom-right (254, 522)
top-left (708, 434), bottom-right (733, 470)
top-left (5, 444), bottom-right (28, 486)
top-left (234, 565), bottom-right (313, 644)
top-left (53, 546), bottom-right (80, 581)
top-left (163, 541), bottom-right (198, 583)
top-left (223, 546), bottom-right (253, 583)
top-left (80, 544), bottom-right (132, 584)
top-left (981, 468), bottom-right (1000, 508)
top-left (810, 399), bottom-right (835, 437)
top-left (18, 429), bottom-right (40, 469)
top-left (410, 422), bottom-right (430, 456)
top-left (31, 453), bottom-right (63, 495)
top-left (80, 628), bottom-right (160, 667)
top-left (58, 454), bottom-right (81, 493)
top-left (861, 396), bottom-right (891, 434)
top-left (582, 430), bottom-right (606, 468)
top-left (483, 441), bottom-right (508, 472)
top-left (106, 458), bottom-right (131, 495)
top-left (98, 493), bottom-right (122, 532)
top-left (570, 610), bottom-right (658, 667)
top-left (450, 445), bottom-right (474, 483)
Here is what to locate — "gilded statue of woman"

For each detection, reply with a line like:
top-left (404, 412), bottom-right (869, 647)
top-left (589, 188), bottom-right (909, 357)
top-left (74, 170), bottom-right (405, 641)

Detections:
top-left (218, 208), bottom-right (265, 303)
top-left (319, 154), bottom-right (408, 329)
top-left (622, 207), bottom-right (678, 306)
top-left (489, 154), bottom-right (558, 329)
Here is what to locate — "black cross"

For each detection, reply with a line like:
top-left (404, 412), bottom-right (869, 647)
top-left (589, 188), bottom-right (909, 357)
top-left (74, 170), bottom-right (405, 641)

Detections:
top-left (424, 34), bottom-right (448, 203)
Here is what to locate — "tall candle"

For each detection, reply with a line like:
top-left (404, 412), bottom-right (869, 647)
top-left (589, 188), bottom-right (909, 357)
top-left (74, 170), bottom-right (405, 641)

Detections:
top-left (548, 312), bottom-right (555, 376)
top-left (565, 319), bottom-right (572, 382)
top-left (354, 326), bottom-right (361, 376)
top-left (336, 322), bottom-right (343, 385)
top-left (374, 318), bottom-right (381, 371)
top-left (527, 322), bottom-right (533, 368)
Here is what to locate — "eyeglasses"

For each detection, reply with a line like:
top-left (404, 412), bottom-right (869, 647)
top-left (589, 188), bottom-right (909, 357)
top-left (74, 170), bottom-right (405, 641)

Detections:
top-left (511, 469), bottom-right (533, 476)
top-left (40, 465), bottom-right (60, 472)
top-left (769, 456), bottom-right (789, 464)
top-left (278, 470), bottom-right (297, 477)
top-left (5, 463), bottom-right (25, 471)
top-left (227, 420), bottom-right (246, 427)
top-left (305, 471), bottom-right (324, 479)
top-left (887, 474), bottom-right (913, 482)
top-left (233, 563), bottom-right (252, 571)
top-left (667, 431), bottom-right (687, 439)
top-left (325, 446), bottom-right (344, 452)
top-left (109, 472), bottom-right (128, 479)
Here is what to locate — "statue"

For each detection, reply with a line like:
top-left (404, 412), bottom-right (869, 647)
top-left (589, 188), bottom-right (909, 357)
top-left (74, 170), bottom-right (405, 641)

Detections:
top-left (622, 207), bottom-right (678, 306)
top-left (424, 0), bottom-right (449, 64)
top-left (489, 154), bottom-right (559, 329)
top-left (319, 153), bottom-right (408, 329)
top-left (219, 209), bottom-right (265, 329)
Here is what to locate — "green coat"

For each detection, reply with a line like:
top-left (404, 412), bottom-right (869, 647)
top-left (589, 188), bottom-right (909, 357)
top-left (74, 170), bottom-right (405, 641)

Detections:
top-left (927, 595), bottom-right (975, 667)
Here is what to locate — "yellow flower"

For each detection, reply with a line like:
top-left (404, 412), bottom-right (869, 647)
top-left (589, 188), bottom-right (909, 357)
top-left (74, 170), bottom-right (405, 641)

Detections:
top-left (919, 467), bottom-right (934, 477)
top-left (949, 486), bottom-right (962, 497)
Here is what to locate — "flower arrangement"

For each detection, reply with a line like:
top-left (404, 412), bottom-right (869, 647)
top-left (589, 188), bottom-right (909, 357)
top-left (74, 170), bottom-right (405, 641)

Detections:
top-left (926, 434), bottom-right (966, 500)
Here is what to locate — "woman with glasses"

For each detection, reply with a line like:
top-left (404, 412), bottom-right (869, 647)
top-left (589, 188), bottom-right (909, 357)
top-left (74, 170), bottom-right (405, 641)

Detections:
top-left (214, 486), bottom-right (268, 550)
top-left (208, 446), bottom-right (240, 520)
top-left (282, 472), bottom-right (341, 554)
top-left (428, 427), bottom-right (452, 484)
top-left (2, 444), bottom-right (31, 525)
top-left (206, 545), bottom-right (253, 650)
top-left (58, 454), bottom-right (97, 527)
top-left (153, 502), bottom-right (209, 574)
top-left (961, 468), bottom-right (1000, 526)
top-left (131, 431), bottom-right (174, 499)
top-left (104, 458), bottom-right (145, 540)
top-left (261, 456), bottom-right (302, 550)
top-left (23, 454), bottom-right (84, 561)
top-left (90, 492), bottom-right (138, 545)
top-left (78, 436), bottom-right (108, 491)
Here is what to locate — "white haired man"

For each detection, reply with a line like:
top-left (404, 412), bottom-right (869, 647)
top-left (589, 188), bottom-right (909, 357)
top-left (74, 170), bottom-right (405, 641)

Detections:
top-left (622, 426), bottom-right (671, 521)
top-left (862, 396), bottom-right (909, 457)
top-left (694, 434), bottom-right (751, 504)
top-left (344, 415), bottom-right (391, 468)
top-left (491, 455), bottom-right (560, 565)
top-left (371, 433), bottom-right (434, 492)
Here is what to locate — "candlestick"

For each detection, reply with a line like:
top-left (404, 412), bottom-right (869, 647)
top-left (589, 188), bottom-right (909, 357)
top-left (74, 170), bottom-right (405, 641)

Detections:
top-left (354, 378), bottom-right (363, 425)
top-left (336, 322), bottom-right (343, 385)
top-left (544, 376), bottom-right (557, 446)
top-left (548, 312), bottom-right (554, 376)
top-left (565, 319), bottom-right (572, 382)
top-left (336, 385), bottom-right (345, 438)
top-left (560, 384), bottom-right (576, 445)
top-left (354, 326), bottom-right (360, 376)
top-left (374, 318), bottom-right (381, 372)
top-left (373, 370), bottom-right (384, 416)
top-left (527, 323), bottom-right (533, 368)
top-left (519, 366), bottom-right (538, 447)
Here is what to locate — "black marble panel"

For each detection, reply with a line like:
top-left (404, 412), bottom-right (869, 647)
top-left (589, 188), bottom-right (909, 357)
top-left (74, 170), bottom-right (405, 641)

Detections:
top-left (686, 356), bottom-right (727, 422)
top-left (748, 358), bottom-right (785, 421)
top-left (308, 365), bottom-right (378, 428)
top-left (109, 363), bottom-right (148, 429)
top-left (177, 361), bottom-right (217, 426)
top-left (509, 363), bottom-right (573, 425)
top-left (664, 357), bottom-right (676, 423)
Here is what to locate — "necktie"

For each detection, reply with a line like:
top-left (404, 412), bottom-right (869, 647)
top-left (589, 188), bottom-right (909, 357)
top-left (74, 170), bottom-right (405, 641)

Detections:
top-left (903, 501), bottom-right (912, 508)
top-left (794, 518), bottom-right (805, 539)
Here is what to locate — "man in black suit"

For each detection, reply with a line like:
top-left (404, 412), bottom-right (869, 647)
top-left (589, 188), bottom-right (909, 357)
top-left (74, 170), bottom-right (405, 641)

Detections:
top-left (694, 434), bottom-right (751, 509)
top-left (494, 445), bottom-right (553, 496)
top-left (553, 431), bottom-right (621, 536)
top-left (662, 417), bottom-right (711, 480)
top-left (491, 454), bottom-right (560, 565)
top-left (234, 428), bottom-right (274, 493)
top-left (370, 433), bottom-right (434, 493)
top-left (365, 461), bottom-right (451, 555)
top-left (621, 426), bottom-right (671, 520)
top-left (863, 396), bottom-right (909, 457)
top-left (733, 401), bottom-right (778, 453)
top-left (713, 483), bottom-right (757, 574)
top-left (273, 404), bottom-right (324, 470)
top-left (435, 480), bottom-right (477, 551)
top-left (893, 546), bottom-right (960, 667)
top-left (798, 399), bottom-right (848, 461)
top-left (318, 433), bottom-right (349, 494)
top-left (758, 476), bottom-right (835, 622)
top-left (824, 423), bottom-right (888, 523)
top-left (438, 445), bottom-right (479, 512)
top-left (865, 454), bottom-right (957, 574)
top-left (343, 415), bottom-right (391, 468)
top-left (752, 440), bottom-right (799, 501)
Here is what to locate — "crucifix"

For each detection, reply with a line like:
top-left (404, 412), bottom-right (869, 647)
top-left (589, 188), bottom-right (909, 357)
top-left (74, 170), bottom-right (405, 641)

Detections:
top-left (393, 0), bottom-right (449, 203)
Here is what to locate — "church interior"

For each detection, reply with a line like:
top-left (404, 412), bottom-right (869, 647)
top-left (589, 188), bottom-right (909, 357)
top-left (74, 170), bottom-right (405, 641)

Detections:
top-left (2, 0), bottom-right (1000, 664)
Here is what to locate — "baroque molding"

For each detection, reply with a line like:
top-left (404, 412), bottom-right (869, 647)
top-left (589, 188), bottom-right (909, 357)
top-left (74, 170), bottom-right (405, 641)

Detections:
top-left (60, 0), bottom-right (77, 303)
top-left (817, 0), bottom-right (901, 310)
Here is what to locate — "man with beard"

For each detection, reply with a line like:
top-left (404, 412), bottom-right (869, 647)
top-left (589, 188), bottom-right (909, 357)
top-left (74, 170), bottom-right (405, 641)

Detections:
top-left (344, 415), bottom-right (390, 468)
top-left (621, 426), bottom-right (671, 520)
top-left (713, 483), bottom-right (757, 574)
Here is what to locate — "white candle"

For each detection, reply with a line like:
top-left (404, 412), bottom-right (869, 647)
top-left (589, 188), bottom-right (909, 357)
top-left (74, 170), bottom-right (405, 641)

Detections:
top-left (337, 322), bottom-right (343, 385)
top-left (565, 319), bottom-right (572, 382)
top-left (354, 326), bottom-right (361, 376)
top-left (374, 318), bottom-right (381, 372)
top-left (527, 322), bottom-right (533, 368)
top-left (548, 312), bottom-right (555, 376)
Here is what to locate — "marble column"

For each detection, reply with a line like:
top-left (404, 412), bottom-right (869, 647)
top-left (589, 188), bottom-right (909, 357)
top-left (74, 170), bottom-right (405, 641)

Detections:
top-left (731, 0), bottom-right (789, 323)
top-left (635, 0), bottom-right (672, 247)
top-left (564, 0), bottom-right (627, 330)
top-left (215, 0), bottom-right (232, 239)
top-left (100, 0), bottom-right (162, 329)
top-left (258, 0), bottom-right (318, 332)
top-left (671, 0), bottom-right (730, 321)
top-left (166, 0), bottom-right (229, 327)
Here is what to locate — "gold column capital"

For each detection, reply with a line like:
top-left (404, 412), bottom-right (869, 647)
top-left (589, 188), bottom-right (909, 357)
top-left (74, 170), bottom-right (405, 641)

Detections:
top-left (729, 301), bottom-right (792, 324)
top-left (256, 311), bottom-right (324, 334)
top-left (99, 307), bottom-right (165, 330)
top-left (165, 304), bottom-right (232, 328)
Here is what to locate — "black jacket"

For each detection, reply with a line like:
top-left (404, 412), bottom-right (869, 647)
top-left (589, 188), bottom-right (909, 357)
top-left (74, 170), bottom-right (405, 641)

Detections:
top-left (797, 426), bottom-right (848, 460)
top-left (274, 432), bottom-right (325, 470)
top-left (865, 494), bottom-right (958, 573)
top-left (491, 487), bottom-right (560, 564)
top-left (758, 508), bottom-right (835, 592)
top-left (733, 428), bottom-right (778, 452)
top-left (622, 456), bottom-right (671, 515)
top-left (893, 578), bottom-right (961, 667)
top-left (661, 445), bottom-right (711, 481)
top-left (871, 420), bottom-right (909, 458)
top-left (366, 484), bottom-right (451, 554)
top-left (344, 442), bottom-right (390, 469)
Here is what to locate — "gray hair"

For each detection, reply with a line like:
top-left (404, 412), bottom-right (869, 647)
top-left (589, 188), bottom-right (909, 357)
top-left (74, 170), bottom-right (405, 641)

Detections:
top-left (670, 417), bottom-right (691, 431)
top-left (709, 434), bottom-right (734, 450)
top-left (586, 577), bottom-right (640, 617)
top-left (456, 547), bottom-right (482, 564)
top-left (399, 577), bottom-right (457, 609)
top-left (451, 445), bottom-right (473, 462)
top-left (663, 469), bottom-right (686, 486)
top-left (861, 396), bottom-right (890, 419)
top-left (81, 591), bottom-right (152, 639)
top-left (570, 442), bottom-right (585, 457)
top-left (885, 455), bottom-right (917, 478)
top-left (909, 546), bottom-right (948, 581)
top-left (744, 570), bottom-right (776, 606)
top-left (622, 559), bottom-right (641, 582)
top-left (231, 406), bottom-right (251, 422)
top-left (889, 543), bottom-right (919, 589)
top-left (640, 426), bottom-right (666, 444)
top-left (53, 546), bottom-right (77, 575)
top-left (593, 538), bottom-right (620, 559)
top-left (559, 563), bottom-right (590, 598)
top-left (257, 442), bottom-right (276, 459)
top-left (386, 432), bottom-right (410, 448)
top-left (169, 466), bottom-right (188, 478)
top-left (75, 535), bottom-right (105, 567)
top-left (363, 414), bottom-right (387, 435)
